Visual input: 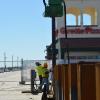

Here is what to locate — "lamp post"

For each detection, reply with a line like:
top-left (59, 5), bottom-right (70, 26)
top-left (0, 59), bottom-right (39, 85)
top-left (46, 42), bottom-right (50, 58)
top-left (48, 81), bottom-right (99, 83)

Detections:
top-left (43, 0), bottom-right (63, 99)
top-left (43, 0), bottom-right (63, 68)
top-left (52, 17), bottom-right (56, 68)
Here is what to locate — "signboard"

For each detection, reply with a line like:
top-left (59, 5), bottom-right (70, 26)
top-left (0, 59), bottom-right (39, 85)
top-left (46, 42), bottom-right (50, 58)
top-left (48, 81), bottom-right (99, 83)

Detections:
top-left (60, 27), bottom-right (100, 34)
top-left (55, 26), bottom-right (100, 38)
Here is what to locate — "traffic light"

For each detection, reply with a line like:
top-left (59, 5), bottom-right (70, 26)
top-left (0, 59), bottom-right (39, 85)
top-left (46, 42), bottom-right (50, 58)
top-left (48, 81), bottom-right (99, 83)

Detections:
top-left (45, 46), bottom-right (58, 60)
top-left (44, 0), bottom-right (63, 17)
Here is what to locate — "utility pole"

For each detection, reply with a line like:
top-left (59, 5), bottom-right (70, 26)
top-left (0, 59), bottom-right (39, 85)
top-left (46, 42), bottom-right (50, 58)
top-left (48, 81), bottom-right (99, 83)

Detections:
top-left (12, 55), bottom-right (13, 70)
top-left (17, 56), bottom-right (19, 68)
top-left (4, 52), bottom-right (7, 72)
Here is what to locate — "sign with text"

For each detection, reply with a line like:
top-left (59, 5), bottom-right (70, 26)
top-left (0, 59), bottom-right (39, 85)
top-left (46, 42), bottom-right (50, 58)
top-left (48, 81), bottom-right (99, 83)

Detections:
top-left (55, 26), bottom-right (100, 38)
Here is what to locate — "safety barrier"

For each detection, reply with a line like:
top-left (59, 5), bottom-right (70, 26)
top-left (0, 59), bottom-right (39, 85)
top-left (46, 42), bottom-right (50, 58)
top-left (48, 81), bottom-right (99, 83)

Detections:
top-left (54, 62), bottom-right (100, 100)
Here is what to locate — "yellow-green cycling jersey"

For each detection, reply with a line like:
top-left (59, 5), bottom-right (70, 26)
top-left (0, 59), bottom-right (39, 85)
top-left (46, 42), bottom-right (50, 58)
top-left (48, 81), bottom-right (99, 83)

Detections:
top-left (35, 65), bottom-right (43, 76)
top-left (42, 68), bottom-right (49, 78)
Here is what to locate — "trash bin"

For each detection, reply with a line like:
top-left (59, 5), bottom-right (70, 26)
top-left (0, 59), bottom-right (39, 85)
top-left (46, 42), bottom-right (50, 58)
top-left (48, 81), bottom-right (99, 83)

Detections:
top-left (31, 69), bottom-right (36, 93)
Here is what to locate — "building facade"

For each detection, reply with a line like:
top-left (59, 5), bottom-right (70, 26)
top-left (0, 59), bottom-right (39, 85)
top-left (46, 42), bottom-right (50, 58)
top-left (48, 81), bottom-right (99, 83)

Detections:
top-left (46, 0), bottom-right (100, 63)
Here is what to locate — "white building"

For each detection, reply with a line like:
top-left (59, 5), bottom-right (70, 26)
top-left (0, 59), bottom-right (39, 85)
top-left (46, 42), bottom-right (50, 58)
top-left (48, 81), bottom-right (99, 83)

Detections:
top-left (54, 0), bottom-right (100, 63)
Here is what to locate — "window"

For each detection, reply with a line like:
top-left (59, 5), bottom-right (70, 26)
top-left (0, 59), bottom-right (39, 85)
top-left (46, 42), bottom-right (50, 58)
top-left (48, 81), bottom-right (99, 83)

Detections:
top-left (83, 14), bottom-right (91, 25)
top-left (66, 14), bottom-right (76, 26)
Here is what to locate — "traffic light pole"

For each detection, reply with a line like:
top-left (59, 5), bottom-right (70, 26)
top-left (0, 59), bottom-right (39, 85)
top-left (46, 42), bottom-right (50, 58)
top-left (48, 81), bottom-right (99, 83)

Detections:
top-left (43, 0), bottom-right (63, 99)
top-left (52, 17), bottom-right (56, 100)
top-left (52, 17), bottom-right (56, 68)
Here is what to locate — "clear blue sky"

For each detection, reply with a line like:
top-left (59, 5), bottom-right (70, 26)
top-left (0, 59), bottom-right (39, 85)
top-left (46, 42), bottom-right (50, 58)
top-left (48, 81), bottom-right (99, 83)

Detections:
top-left (0, 0), bottom-right (91, 61)
top-left (0, 0), bottom-right (51, 60)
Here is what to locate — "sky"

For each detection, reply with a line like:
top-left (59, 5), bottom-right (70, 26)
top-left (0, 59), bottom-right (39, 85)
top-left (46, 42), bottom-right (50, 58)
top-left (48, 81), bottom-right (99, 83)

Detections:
top-left (0, 0), bottom-right (91, 62)
top-left (0, 0), bottom-right (52, 61)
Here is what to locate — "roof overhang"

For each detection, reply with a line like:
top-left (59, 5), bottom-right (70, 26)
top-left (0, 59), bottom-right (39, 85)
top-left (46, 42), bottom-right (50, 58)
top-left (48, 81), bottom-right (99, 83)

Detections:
top-left (59, 38), bottom-right (100, 51)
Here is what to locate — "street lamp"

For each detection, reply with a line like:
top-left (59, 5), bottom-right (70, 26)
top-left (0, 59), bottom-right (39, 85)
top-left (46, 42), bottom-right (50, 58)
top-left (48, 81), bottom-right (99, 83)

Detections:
top-left (42, 1), bottom-right (71, 100)
top-left (43, 0), bottom-right (63, 68)
top-left (43, 1), bottom-right (63, 99)
top-left (43, 0), bottom-right (70, 65)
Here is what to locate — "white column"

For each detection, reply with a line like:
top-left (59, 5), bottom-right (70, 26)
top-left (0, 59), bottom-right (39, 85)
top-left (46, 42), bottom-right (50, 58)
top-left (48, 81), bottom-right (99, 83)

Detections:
top-left (80, 0), bottom-right (83, 27)
top-left (97, 9), bottom-right (100, 26)
top-left (80, 8), bottom-right (83, 27)
top-left (76, 15), bottom-right (78, 25)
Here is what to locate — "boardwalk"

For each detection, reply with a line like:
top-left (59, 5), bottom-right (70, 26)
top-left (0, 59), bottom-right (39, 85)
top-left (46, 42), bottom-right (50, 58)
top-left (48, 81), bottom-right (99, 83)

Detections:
top-left (0, 71), bottom-right (42, 100)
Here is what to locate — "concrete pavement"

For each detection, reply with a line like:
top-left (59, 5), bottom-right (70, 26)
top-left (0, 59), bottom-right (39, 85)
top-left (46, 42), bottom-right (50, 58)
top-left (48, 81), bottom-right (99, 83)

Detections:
top-left (0, 71), bottom-right (42, 100)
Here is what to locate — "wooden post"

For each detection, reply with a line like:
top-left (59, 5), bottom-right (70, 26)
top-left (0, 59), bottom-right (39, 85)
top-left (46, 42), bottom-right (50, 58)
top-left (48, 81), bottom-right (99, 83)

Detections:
top-left (79, 63), bottom-right (96, 100)
top-left (63, 64), bottom-right (70, 100)
top-left (71, 64), bottom-right (78, 100)
top-left (96, 63), bottom-right (100, 100)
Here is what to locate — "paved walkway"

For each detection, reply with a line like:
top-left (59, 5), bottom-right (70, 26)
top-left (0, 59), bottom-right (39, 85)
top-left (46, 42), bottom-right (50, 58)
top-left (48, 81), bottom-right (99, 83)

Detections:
top-left (0, 71), bottom-right (42, 100)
